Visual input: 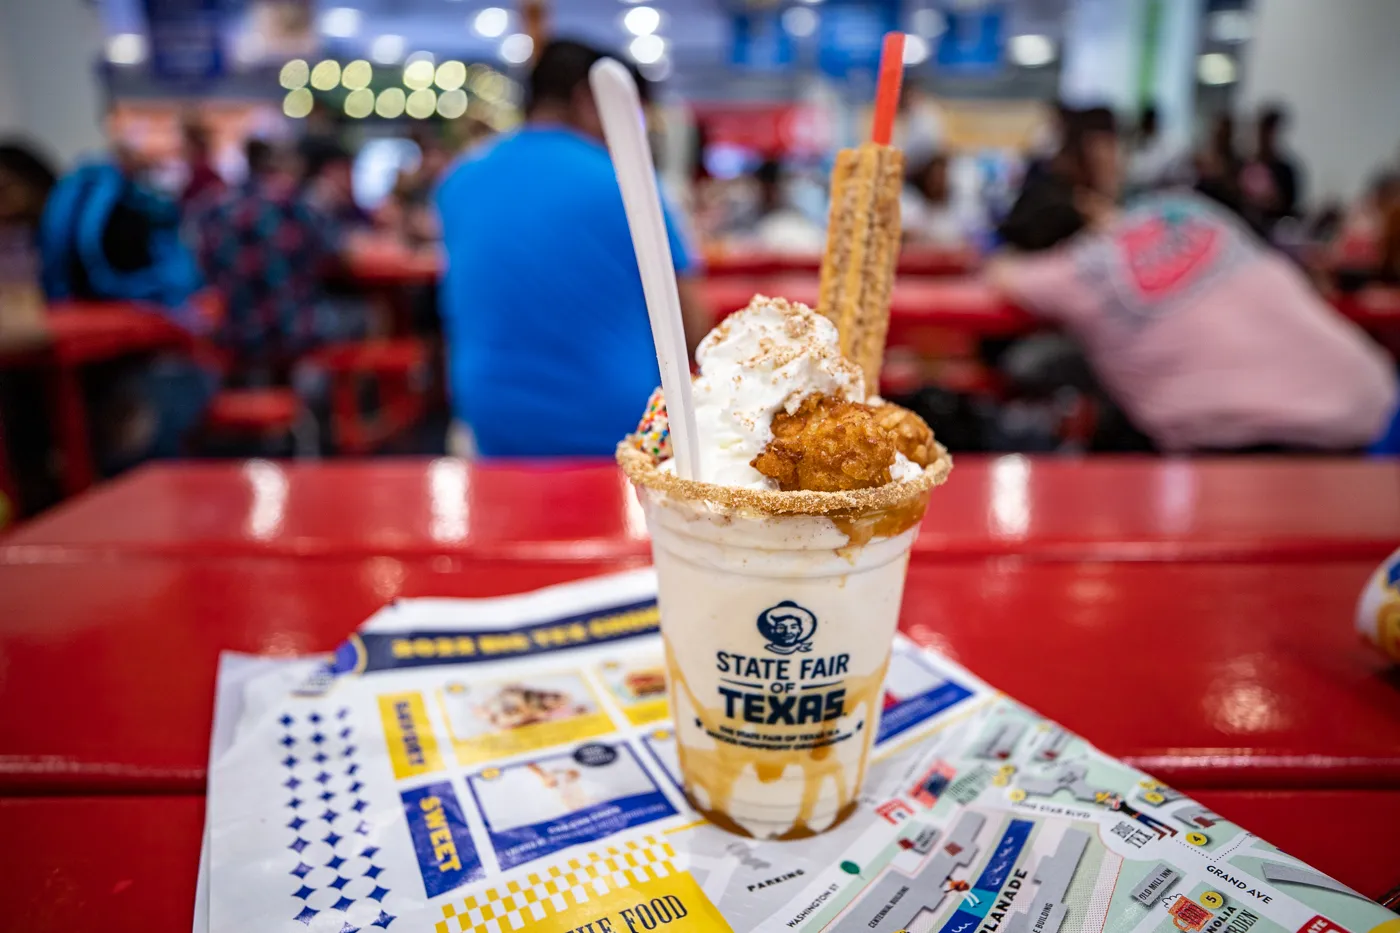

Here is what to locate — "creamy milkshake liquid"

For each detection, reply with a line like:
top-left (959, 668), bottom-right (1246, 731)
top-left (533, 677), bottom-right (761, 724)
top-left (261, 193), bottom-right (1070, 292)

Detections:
top-left (617, 295), bottom-right (950, 838)
top-left (638, 486), bottom-right (928, 839)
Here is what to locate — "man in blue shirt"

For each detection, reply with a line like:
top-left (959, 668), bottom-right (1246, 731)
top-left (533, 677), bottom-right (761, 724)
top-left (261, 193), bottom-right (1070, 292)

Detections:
top-left (435, 39), bottom-right (709, 456)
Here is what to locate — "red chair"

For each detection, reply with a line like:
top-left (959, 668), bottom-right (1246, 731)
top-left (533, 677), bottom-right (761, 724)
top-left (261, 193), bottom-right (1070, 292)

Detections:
top-left (202, 387), bottom-right (317, 455)
top-left (299, 338), bottom-right (429, 454)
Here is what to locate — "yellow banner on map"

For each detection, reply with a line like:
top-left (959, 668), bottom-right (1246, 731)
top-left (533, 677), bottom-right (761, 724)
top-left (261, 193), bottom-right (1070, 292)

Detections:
top-left (619, 696), bottom-right (669, 727)
top-left (378, 692), bottom-right (445, 780)
top-left (437, 836), bottom-right (731, 933)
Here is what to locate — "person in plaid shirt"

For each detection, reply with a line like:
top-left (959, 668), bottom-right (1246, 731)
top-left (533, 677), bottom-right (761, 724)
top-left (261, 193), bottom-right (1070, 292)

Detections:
top-left (194, 138), bottom-right (352, 377)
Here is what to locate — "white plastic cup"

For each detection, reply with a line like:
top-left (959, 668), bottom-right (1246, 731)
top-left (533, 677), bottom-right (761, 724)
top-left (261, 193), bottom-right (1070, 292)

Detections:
top-left (639, 485), bottom-right (924, 840)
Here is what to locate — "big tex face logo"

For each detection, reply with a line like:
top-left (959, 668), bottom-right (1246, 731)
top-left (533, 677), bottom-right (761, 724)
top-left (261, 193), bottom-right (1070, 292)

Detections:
top-left (756, 601), bottom-right (817, 655)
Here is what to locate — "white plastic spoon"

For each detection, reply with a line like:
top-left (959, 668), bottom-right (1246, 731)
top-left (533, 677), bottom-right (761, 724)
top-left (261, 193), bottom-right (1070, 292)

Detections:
top-left (589, 58), bottom-right (701, 481)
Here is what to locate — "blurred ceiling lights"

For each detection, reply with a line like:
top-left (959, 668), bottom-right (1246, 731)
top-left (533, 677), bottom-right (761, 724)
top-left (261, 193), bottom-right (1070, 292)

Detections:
top-left (1197, 52), bottom-right (1237, 85)
top-left (405, 50), bottom-right (436, 66)
top-left (106, 33), bottom-right (147, 65)
top-left (279, 59), bottom-right (310, 89)
top-left (781, 7), bottom-right (818, 38)
top-left (310, 59), bottom-right (342, 91)
top-left (474, 7), bottom-right (510, 39)
top-left (376, 87), bottom-right (407, 118)
top-left (406, 88), bottom-right (437, 119)
top-left (283, 87), bottom-right (314, 118)
top-left (629, 34), bottom-right (666, 65)
top-left (623, 6), bottom-right (661, 36)
top-left (1009, 33), bottom-right (1056, 67)
top-left (404, 59), bottom-right (435, 90)
top-left (640, 58), bottom-right (672, 82)
top-left (370, 34), bottom-right (406, 64)
top-left (500, 33), bottom-right (534, 64)
top-left (903, 34), bottom-right (930, 65)
top-left (341, 59), bottom-right (373, 90)
top-left (438, 89), bottom-right (469, 119)
top-left (1208, 10), bottom-right (1252, 44)
top-left (797, 0), bottom-right (823, 4)
top-left (910, 8), bottom-right (947, 38)
top-left (344, 88), bottom-right (375, 118)
top-left (435, 60), bottom-right (468, 91)
top-left (320, 7), bottom-right (361, 38)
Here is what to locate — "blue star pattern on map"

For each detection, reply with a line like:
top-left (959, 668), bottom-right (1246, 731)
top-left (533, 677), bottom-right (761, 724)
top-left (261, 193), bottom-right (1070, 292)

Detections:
top-left (279, 708), bottom-right (396, 928)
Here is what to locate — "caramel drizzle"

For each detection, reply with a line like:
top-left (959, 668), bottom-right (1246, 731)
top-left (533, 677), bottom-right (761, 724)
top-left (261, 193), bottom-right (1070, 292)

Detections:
top-left (663, 643), bottom-right (889, 839)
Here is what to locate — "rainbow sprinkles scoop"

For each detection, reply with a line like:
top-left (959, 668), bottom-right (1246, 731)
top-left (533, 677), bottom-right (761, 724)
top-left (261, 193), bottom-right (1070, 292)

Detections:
top-left (632, 387), bottom-right (672, 461)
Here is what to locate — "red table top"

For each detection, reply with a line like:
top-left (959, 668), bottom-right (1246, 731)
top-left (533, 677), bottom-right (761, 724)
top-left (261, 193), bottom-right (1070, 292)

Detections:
top-left (1, 789), bottom-right (1395, 933)
top-left (701, 275), bottom-right (1033, 336)
top-left (8, 457), bottom-right (1397, 563)
top-left (343, 245), bottom-right (977, 286)
top-left (702, 246), bottom-right (979, 278)
top-left (1, 796), bottom-right (206, 933)
top-left (1, 555), bottom-right (1395, 793)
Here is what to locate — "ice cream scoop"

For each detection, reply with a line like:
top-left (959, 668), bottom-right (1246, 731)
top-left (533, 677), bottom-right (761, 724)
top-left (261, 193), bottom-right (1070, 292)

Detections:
top-left (689, 295), bottom-right (865, 488)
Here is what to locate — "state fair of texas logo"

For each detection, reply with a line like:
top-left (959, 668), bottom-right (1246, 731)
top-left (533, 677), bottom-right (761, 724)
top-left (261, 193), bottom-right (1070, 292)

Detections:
top-left (757, 601), bottom-right (817, 655)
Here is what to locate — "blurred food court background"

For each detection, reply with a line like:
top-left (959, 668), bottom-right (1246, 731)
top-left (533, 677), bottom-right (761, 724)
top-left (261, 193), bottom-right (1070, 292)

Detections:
top-left (2, 0), bottom-right (1400, 523)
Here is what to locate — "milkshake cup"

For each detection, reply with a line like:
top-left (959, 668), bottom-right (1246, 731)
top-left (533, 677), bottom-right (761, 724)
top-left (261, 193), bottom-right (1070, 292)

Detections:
top-left (596, 36), bottom-right (935, 840)
top-left (618, 443), bottom-right (952, 839)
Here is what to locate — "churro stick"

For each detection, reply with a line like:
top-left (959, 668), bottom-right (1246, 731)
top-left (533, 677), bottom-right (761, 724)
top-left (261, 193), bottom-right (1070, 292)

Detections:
top-left (817, 142), bottom-right (904, 390)
top-left (817, 32), bottom-right (907, 393)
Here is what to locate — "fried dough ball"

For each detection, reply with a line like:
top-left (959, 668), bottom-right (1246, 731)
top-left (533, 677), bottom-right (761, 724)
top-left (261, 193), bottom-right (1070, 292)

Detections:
top-left (872, 403), bottom-right (935, 466)
top-left (752, 394), bottom-right (896, 492)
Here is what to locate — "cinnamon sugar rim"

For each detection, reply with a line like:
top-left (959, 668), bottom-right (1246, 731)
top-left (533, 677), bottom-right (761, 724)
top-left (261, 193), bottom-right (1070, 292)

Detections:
top-left (616, 440), bottom-right (952, 516)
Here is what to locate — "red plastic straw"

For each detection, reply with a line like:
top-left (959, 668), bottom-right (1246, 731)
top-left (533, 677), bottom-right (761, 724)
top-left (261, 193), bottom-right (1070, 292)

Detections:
top-left (871, 32), bottom-right (906, 146)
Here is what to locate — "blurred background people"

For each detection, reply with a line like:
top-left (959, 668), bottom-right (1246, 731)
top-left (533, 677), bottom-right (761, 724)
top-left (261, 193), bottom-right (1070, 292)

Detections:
top-left (3, 0), bottom-right (1400, 491)
top-left (1193, 112), bottom-right (1249, 223)
top-left (434, 38), bottom-right (708, 457)
top-left (1333, 172), bottom-right (1400, 277)
top-left (745, 158), bottom-right (825, 254)
top-left (0, 141), bottom-right (56, 248)
top-left (998, 106), bottom-right (1119, 253)
top-left (195, 137), bottom-right (350, 378)
top-left (36, 142), bottom-right (214, 471)
top-left (386, 130), bottom-right (451, 247)
top-left (902, 152), bottom-right (979, 247)
top-left (0, 141), bottom-right (58, 511)
top-left (1125, 105), bottom-right (1188, 196)
top-left (989, 123), bottom-right (1396, 454)
top-left (298, 134), bottom-right (364, 233)
top-left (39, 144), bottom-right (203, 316)
top-left (1240, 105), bottom-right (1303, 235)
top-left (0, 140), bottom-right (56, 333)
top-left (179, 119), bottom-right (225, 210)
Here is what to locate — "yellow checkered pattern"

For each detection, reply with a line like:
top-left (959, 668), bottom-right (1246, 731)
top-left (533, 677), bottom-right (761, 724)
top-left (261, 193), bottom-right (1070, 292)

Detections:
top-left (437, 835), bottom-right (679, 933)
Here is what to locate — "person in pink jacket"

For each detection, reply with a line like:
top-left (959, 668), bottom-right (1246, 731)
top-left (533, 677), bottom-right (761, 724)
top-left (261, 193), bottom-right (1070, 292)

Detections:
top-left (989, 111), bottom-right (1396, 453)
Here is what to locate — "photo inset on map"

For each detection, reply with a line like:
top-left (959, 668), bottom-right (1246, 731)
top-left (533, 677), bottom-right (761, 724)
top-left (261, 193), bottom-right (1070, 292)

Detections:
top-left (467, 742), bottom-right (678, 870)
top-left (597, 654), bottom-right (670, 725)
top-left (436, 670), bottom-right (614, 765)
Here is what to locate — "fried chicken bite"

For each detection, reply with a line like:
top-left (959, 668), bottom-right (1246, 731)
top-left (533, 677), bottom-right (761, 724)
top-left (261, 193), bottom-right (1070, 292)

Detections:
top-left (872, 403), bottom-right (935, 466)
top-left (752, 394), bottom-right (897, 492)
